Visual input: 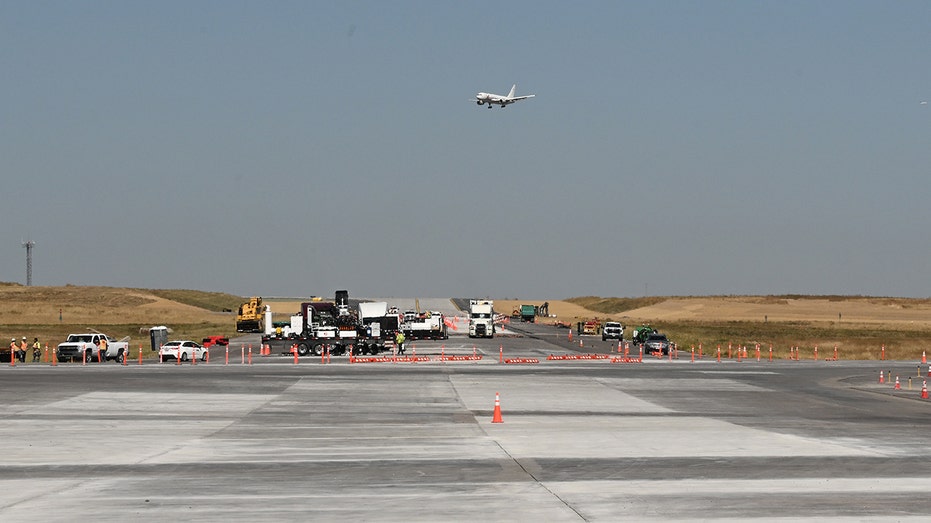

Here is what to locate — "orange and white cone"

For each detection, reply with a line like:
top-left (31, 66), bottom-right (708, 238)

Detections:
top-left (894, 376), bottom-right (901, 390)
top-left (492, 392), bottom-right (503, 423)
top-left (923, 351), bottom-right (927, 364)
top-left (879, 370), bottom-right (885, 384)
top-left (922, 381), bottom-right (929, 399)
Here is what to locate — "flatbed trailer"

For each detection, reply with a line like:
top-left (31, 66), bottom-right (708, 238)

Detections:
top-left (262, 331), bottom-right (393, 357)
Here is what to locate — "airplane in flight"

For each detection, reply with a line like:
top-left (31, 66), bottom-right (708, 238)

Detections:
top-left (474, 84), bottom-right (535, 108)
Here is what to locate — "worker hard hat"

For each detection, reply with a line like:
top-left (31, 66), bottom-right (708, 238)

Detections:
top-left (11, 338), bottom-right (15, 341)
top-left (22, 337), bottom-right (26, 340)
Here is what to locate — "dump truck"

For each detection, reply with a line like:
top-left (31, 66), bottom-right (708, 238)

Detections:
top-left (520, 304), bottom-right (536, 323)
top-left (236, 297), bottom-right (266, 332)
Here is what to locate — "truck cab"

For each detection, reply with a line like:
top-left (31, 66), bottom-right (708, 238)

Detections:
top-left (468, 300), bottom-right (495, 339)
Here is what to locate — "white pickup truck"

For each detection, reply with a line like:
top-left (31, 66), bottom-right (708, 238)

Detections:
top-left (56, 333), bottom-right (129, 363)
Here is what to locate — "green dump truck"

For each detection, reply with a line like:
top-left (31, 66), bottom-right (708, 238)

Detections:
top-left (520, 304), bottom-right (536, 323)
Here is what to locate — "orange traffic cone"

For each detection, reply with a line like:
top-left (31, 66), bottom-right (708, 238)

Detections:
top-left (894, 376), bottom-right (901, 390)
top-left (923, 351), bottom-right (927, 364)
top-left (879, 370), bottom-right (885, 384)
top-left (922, 380), bottom-right (929, 400)
top-left (492, 392), bottom-right (503, 423)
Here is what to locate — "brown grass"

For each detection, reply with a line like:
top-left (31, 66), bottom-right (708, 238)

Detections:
top-left (0, 284), bottom-right (236, 354)
top-left (500, 295), bottom-right (931, 360)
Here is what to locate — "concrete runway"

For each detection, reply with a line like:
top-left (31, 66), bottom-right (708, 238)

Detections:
top-left (1, 322), bottom-right (931, 521)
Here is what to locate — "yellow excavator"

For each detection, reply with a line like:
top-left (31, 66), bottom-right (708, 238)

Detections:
top-left (236, 297), bottom-right (265, 332)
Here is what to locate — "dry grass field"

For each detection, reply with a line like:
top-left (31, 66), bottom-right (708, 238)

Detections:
top-left (496, 296), bottom-right (931, 360)
top-left (0, 283), bottom-right (240, 351)
top-left (1, 283), bottom-right (929, 360)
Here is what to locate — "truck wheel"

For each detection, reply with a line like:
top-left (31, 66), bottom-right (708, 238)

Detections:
top-left (311, 344), bottom-right (323, 356)
top-left (297, 343), bottom-right (310, 356)
top-left (85, 350), bottom-right (94, 363)
top-left (370, 345), bottom-right (379, 355)
top-left (117, 350), bottom-right (125, 364)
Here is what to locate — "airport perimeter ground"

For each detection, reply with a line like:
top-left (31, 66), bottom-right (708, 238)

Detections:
top-left (2, 321), bottom-right (931, 522)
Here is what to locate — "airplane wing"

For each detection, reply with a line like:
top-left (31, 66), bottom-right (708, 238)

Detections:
top-left (508, 95), bottom-right (535, 101)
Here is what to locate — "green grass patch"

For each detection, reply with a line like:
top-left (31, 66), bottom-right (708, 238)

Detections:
top-left (566, 296), bottom-right (667, 314)
top-left (143, 289), bottom-right (245, 312)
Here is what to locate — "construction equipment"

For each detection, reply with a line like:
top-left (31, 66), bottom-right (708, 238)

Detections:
top-left (579, 319), bottom-right (602, 336)
top-left (630, 325), bottom-right (657, 344)
top-left (261, 291), bottom-right (398, 356)
top-left (403, 311), bottom-right (448, 340)
top-left (520, 304), bottom-right (536, 323)
top-left (236, 297), bottom-right (266, 333)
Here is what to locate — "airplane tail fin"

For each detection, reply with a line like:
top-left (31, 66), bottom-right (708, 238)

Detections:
top-left (507, 84), bottom-right (516, 98)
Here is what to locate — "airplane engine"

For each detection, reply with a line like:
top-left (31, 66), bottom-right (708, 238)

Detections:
top-left (476, 100), bottom-right (483, 105)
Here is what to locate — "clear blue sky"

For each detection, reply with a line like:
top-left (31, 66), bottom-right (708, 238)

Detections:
top-left (2, 1), bottom-right (930, 299)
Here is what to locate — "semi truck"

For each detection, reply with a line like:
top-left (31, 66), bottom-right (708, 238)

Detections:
top-left (468, 300), bottom-right (495, 338)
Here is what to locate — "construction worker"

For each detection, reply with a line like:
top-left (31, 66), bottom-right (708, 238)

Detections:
top-left (98, 336), bottom-right (107, 361)
top-left (32, 337), bottom-right (41, 362)
top-left (395, 330), bottom-right (406, 355)
top-left (18, 337), bottom-right (27, 363)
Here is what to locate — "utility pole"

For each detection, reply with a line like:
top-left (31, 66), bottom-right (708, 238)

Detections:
top-left (22, 240), bottom-right (35, 286)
